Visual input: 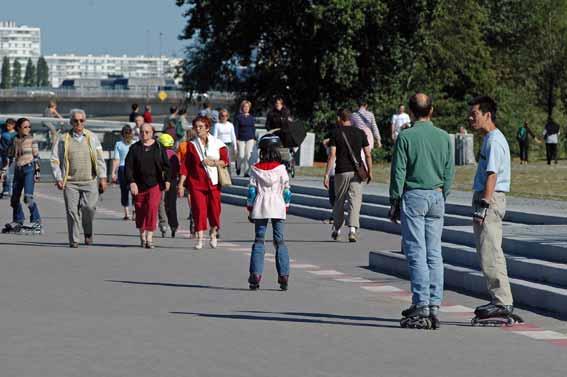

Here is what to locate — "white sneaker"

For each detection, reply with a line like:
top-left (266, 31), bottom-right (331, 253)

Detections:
top-left (331, 228), bottom-right (340, 241)
top-left (210, 237), bottom-right (218, 249)
top-left (194, 240), bottom-right (203, 250)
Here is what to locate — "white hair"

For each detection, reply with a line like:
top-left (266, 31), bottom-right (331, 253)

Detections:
top-left (69, 108), bottom-right (86, 120)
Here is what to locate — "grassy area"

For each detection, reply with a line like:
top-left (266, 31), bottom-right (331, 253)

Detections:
top-left (298, 160), bottom-right (567, 201)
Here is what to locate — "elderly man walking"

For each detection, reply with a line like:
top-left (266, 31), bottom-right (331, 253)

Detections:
top-left (51, 109), bottom-right (108, 248)
top-left (389, 93), bottom-right (454, 329)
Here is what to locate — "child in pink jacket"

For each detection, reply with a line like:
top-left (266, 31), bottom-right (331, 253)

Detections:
top-left (246, 134), bottom-right (292, 290)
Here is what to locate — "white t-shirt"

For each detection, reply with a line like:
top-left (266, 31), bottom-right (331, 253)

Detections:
top-left (391, 113), bottom-right (411, 138)
top-left (213, 121), bottom-right (237, 147)
top-left (543, 129), bottom-right (559, 144)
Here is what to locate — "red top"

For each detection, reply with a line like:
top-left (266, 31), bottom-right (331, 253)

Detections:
top-left (180, 141), bottom-right (229, 191)
top-left (143, 111), bottom-right (153, 124)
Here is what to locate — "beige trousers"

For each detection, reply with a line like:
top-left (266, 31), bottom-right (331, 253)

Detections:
top-left (332, 172), bottom-right (363, 229)
top-left (237, 139), bottom-right (256, 175)
top-left (472, 191), bottom-right (513, 306)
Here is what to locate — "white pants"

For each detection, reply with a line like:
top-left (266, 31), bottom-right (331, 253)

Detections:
top-left (237, 139), bottom-right (256, 175)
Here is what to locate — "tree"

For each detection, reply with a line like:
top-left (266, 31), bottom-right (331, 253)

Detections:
top-left (23, 58), bottom-right (36, 87)
top-left (12, 59), bottom-right (22, 88)
top-left (36, 56), bottom-right (49, 87)
top-left (0, 57), bottom-right (11, 89)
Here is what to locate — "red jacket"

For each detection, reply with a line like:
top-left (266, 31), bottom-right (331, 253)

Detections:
top-left (180, 140), bottom-right (229, 191)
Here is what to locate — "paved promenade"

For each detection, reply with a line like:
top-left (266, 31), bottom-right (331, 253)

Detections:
top-left (1, 184), bottom-right (566, 377)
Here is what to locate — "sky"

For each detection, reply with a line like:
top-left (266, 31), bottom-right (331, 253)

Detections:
top-left (3, 0), bottom-right (190, 57)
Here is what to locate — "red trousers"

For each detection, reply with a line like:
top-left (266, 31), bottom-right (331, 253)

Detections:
top-left (134, 184), bottom-right (162, 231)
top-left (189, 187), bottom-right (221, 232)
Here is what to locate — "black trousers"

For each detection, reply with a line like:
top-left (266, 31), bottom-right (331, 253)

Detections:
top-left (164, 178), bottom-right (179, 229)
top-left (546, 143), bottom-right (558, 164)
top-left (518, 141), bottom-right (529, 162)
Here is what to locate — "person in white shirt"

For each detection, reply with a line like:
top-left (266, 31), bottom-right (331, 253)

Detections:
top-left (391, 105), bottom-right (411, 141)
top-left (213, 109), bottom-right (238, 172)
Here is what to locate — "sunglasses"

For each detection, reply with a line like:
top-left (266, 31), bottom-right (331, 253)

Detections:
top-left (72, 119), bottom-right (86, 124)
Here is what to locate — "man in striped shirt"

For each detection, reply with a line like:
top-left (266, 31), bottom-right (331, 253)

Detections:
top-left (350, 99), bottom-right (382, 150)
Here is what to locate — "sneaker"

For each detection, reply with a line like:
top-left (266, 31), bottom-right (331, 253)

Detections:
top-left (331, 228), bottom-right (340, 241)
top-left (348, 230), bottom-right (357, 242)
top-left (210, 236), bottom-right (218, 249)
top-left (84, 235), bottom-right (93, 245)
top-left (194, 240), bottom-right (203, 250)
top-left (69, 242), bottom-right (79, 248)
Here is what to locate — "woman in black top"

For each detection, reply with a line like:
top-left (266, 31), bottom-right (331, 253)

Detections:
top-left (266, 97), bottom-right (293, 148)
top-left (125, 123), bottom-right (171, 249)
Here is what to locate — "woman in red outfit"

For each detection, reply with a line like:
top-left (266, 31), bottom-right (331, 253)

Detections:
top-left (178, 116), bottom-right (229, 250)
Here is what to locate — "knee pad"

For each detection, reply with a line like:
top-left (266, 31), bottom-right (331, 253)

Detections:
top-left (23, 194), bottom-right (34, 207)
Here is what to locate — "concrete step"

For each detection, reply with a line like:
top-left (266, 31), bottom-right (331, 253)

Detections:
top-left (368, 250), bottom-right (567, 318)
top-left (223, 185), bottom-right (567, 264)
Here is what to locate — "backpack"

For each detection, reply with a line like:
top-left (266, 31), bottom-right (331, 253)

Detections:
top-left (517, 127), bottom-right (527, 141)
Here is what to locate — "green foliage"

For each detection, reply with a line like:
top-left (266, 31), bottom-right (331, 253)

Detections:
top-left (178, 0), bottom-right (567, 161)
top-left (23, 58), bottom-right (36, 87)
top-left (12, 60), bottom-right (22, 88)
top-left (0, 57), bottom-right (10, 89)
top-left (36, 57), bottom-right (49, 87)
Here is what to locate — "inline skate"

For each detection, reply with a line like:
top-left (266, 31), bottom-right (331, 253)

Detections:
top-left (248, 274), bottom-right (261, 291)
top-left (400, 305), bottom-right (434, 329)
top-left (471, 303), bottom-right (524, 327)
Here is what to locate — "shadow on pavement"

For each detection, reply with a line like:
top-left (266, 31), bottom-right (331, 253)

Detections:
top-left (106, 279), bottom-right (280, 292)
top-left (241, 310), bottom-right (400, 323)
top-left (170, 311), bottom-right (401, 329)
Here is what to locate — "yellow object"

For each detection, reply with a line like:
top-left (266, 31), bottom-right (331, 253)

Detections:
top-left (158, 91), bottom-right (168, 101)
top-left (158, 133), bottom-right (175, 148)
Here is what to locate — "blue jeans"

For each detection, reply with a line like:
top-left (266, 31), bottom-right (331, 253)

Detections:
top-left (117, 166), bottom-right (131, 207)
top-left (249, 219), bottom-right (290, 276)
top-left (401, 189), bottom-right (445, 306)
top-left (11, 163), bottom-right (41, 224)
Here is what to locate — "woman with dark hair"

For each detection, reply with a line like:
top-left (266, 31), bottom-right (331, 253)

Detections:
top-left (111, 125), bottom-right (135, 219)
top-left (266, 97), bottom-right (294, 147)
top-left (125, 123), bottom-right (171, 249)
top-left (543, 119), bottom-right (560, 165)
top-left (2, 118), bottom-right (42, 234)
top-left (178, 116), bottom-right (229, 249)
top-left (246, 134), bottom-right (292, 290)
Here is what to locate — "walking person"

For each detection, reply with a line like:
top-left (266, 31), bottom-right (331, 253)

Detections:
top-left (177, 116), bottom-right (229, 250)
top-left (1, 118), bottom-right (43, 234)
top-left (111, 125), bottom-right (135, 220)
top-left (213, 109), bottom-right (237, 174)
top-left (143, 105), bottom-right (153, 124)
top-left (390, 104), bottom-right (411, 142)
top-left (199, 101), bottom-right (219, 134)
top-left (51, 109), bottom-right (108, 248)
top-left (125, 123), bottom-right (171, 249)
top-left (42, 100), bottom-right (65, 144)
top-left (323, 109), bottom-right (373, 242)
top-left (516, 121), bottom-right (536, 165)
top-left (389, 93), bottom-right (454, 329)
top-left (157, 133), bottom-right (180, 238)
top-left (129, 103), bottom-right (140, 122)
top-left (234, 100), bottom-right (256, 176)
top-left (246, 134), bottom-right (292, 291)
top-left (0, 118), bottom-right (17, 199)
top-left (351, 98), bottom-right (382, 150)
top-left (543, 118), bottom-right (560, 165)
top-left (468, 96), bottom-right (522, 325)
top-left (131, 114), bottom-right (144, 141)
top-left (265, 97), bottom-right (294, 148)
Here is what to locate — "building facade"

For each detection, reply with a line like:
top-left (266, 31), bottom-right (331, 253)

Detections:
top-left (0, 21), bottom-right (41, 74)
top-left (45, 54), bottom-right (180, 87)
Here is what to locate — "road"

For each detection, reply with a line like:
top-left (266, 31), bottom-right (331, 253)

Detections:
top-left (0, 184), bottom-right (566, 377)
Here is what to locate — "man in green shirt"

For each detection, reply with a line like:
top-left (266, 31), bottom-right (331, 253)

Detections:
top-left (389, 93), bottom-right (454, 329)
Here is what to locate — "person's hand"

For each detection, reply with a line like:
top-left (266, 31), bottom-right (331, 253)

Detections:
top-left (388, 199), bottom-right (401, 224)
top-left (34, 171), bottom-right (41, 183)
top-left (164, 181), bottom-right (171, 192)
top-left (130, 182), bottom-right (139, 196)
top-left (99, 178), bottom-right (108, 193)
top-left (473, 199), bottom-right (490, 225)
top-left (177, 185), bottom-right (185, 198)
top-left (56, 180), bottom-right (65, 190)
top-left (323, 175), bottom-right (330, 189)
top-left (376, 139), bottom-right (382, 149)
top-left (204, 159), bottom-right (217, 167)
top-left (112, 174), bottom-right (118, 184)
top-left (367, 172), bottom-right (373, 184)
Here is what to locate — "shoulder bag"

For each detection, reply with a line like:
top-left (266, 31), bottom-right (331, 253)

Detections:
top-left (194, 138), bottom-right (232, 188)
top-left (340, 129), bottom-right (369, 182)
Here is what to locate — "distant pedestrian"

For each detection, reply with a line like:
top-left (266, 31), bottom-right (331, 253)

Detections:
top-left (389, 93), bottom-right (454, 329)
top-left (43, 100), bottom-right (65, 144)
top-left (324, 109), bottom-right (372, 242)
top-left (129, 103), bottom-right (140, 123)
top-left (199, 101), bottom-right (219, 134)
top-left (2, 118), bottom-right (43, 234)
top-left (125, 123), bottom-right (171, 249)
top-left (543, 118), bottom-right (560, 165)
top-left (213, 109), bottom-right (237, 173)
top-left (390, 104), bottom-right (411, 142)
top-left (351, 98), bottom-right (382, 150)
top-left (143, 105), bottom-right (153, 124)
top-left (246, 134), bottom-right (292, 291)
top-left (0, 118), bottom-right (17, 198)
top-left (468, 95), bottom-right (520, 324)
top-left (265, 97), bottom-right (293, 148)
top-left (51, 109), bottom-right (108, 248)
top-left (111, 125), bottom-right (135, 220)
top-left (516, 121), bottom-right (536, 165)
top-left (131, 114), bottom-right (144, 141)
top-left (234, 100), bottom-right (256, 176)
top-left (178, 116), bottom-right (229, 250)
top-left (164, 119), bottom-right (179, 141)
top-left (163, 105), bottom-right (179, 132)
top-left (157, 133), bottom-right (180, 238)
